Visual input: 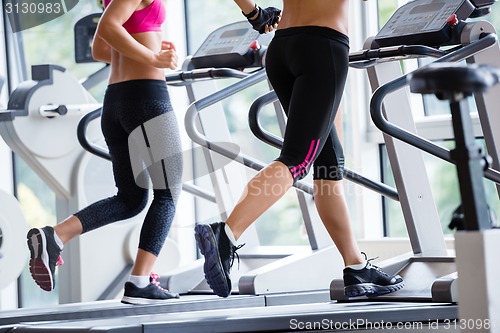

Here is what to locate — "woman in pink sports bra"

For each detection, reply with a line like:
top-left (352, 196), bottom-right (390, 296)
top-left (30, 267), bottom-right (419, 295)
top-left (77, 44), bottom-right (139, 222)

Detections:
top-left (26, 0), bottom-right (183, 305)
top-left (95, 0), bottom-right (176, 83)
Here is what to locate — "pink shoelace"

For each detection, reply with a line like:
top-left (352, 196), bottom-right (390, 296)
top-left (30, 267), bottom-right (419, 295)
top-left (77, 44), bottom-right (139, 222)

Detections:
top-left (150, 273), bottom-right (169, 292)
top-left (56, 255), bottom-right (64, 266)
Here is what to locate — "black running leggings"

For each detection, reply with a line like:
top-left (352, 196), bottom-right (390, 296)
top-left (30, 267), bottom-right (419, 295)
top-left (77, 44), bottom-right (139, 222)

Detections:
top-left (74, 80), bottom-right (182, 256)
top-left (266, 26), bottom-right (350, 183)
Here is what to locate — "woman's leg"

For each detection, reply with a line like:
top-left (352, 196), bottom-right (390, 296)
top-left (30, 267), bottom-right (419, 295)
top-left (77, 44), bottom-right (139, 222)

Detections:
top-left (54, 90), bottom-right (148, 245)
top-left (123, 86), bottom-right (182, 279)
top-left (53, 215), bottom-right (83, 245)
top-left (71, 119), bottom-right (149, 236)
top-left (51, 99), bottom-right (149, 242)
top-left (226, 161), bottom-right (293, 240)
top-left (226, 31), bottom-right (297, 240)
top-left (314, 179), bottom-right (364, 266)
top-left (131, 249), bottom-right (158, 276)
top-left (313, 121), bottom-right (364, 266)
top-left (195, 28), bottom-right (351, 298)
top-left (224, 29), bottom-right (347, 240)
top-left (107, 81), bottom-right (181, 303)
top-left (27, 84), bottom-right (147, 292)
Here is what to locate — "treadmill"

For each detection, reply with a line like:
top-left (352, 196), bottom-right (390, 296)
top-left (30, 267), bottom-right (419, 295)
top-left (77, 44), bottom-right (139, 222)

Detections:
top-left (329, 0), bottom-right (500, 304)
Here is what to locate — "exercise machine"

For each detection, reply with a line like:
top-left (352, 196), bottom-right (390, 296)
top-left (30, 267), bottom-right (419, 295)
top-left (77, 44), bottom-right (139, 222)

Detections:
top-left (371, 61), bottom-right (500, 332)
top-left (0, 189), bottom-right (28, 295)
top-left (0, 76), bottom-right (30, 305)
top-left (328, 0), bottom-right (500, 303)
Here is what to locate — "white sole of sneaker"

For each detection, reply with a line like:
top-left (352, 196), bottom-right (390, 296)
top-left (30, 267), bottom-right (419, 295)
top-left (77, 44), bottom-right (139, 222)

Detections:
top-left (345, 281), bottom-right (405, 297)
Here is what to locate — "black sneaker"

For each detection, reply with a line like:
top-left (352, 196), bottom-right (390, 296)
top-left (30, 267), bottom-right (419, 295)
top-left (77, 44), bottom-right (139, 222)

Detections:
top-left (194, 222), bottom-right (244, 298)
top-left (343, 253), bottom-right (404, 297)
top-left (26, 226), bottom-right (64, 292)
top-left (121, 273), bottom-right (180, 305)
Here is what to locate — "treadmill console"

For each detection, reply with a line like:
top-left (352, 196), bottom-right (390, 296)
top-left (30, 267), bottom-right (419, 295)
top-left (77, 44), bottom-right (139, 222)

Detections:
top-left (191, 21), bottom-right (261, 69)
top-left (374, 0), bottom-right (480, 47)
top-left (74, 13), bottom-right (101, 63)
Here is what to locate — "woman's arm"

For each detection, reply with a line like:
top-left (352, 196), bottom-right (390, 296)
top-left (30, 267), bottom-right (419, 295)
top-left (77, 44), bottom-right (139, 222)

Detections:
top-left (95, 0), bottom-right (175, 69)
top-left (233, 0), bottom-right (281, 34)
top-left (91, 35), bottom-right (111, 63)
top-left (234, 0), bottom-right (258, 17)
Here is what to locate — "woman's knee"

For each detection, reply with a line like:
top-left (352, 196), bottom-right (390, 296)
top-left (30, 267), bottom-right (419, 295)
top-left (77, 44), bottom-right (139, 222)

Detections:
top-left (275, 156), bottom-right (311, 183)
top-left (120, 189), bottom-right (149, 216)
top-left (277, 138), bottom-right (323, 183)
top-left (153, 187), bottom-right (179, 205)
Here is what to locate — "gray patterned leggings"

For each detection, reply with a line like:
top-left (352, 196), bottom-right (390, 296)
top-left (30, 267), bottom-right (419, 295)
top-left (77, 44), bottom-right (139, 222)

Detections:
top-left (75, 79), bottom-right (182, 256)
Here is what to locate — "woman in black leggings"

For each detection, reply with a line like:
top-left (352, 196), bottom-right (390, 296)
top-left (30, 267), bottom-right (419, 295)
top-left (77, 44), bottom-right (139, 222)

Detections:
top-left (267, 27), bottom-right (348, 183)
top-left (194, 0), bottom-right (405, 298)
top-left (26, 0), bottom-right (182, 304)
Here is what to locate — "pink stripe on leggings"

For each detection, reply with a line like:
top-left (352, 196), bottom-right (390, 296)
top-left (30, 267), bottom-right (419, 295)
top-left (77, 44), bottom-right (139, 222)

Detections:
top-left (290, 139), bottom-right (320, 177)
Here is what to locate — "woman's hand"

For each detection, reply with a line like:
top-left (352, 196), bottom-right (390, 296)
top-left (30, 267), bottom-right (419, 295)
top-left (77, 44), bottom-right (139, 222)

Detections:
top-left (153, 41), bottom-right (178, 70)
top-left (161, 41), bottom-right (176, 52)
top-left (247, 6), bottom-right (281, 34)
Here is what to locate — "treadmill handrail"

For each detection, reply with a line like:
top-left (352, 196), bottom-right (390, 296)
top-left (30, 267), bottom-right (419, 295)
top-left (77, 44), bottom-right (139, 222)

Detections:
top-left (370, 33), bottom-right (500, 185)
top-left (184, 68), bottom-right (315, 195)
top-left (77, 68), bottom-right (251, 162)
top-left (248, 90), bottom-right (400, 201)
top-left (165, 67), bottom-right (249, 86)
top-left (76, 107), bottom-right (110, 161)
top-left (349, 44), bottom-right (447, 68)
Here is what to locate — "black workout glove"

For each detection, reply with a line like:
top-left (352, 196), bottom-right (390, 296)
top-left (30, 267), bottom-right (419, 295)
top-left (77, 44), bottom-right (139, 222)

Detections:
top-left (243, 6), bottom-right (281, 34)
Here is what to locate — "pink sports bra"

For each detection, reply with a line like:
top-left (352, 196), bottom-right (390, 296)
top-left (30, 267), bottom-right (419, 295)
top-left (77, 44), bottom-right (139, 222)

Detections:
top-left (103, 0), bottom-right (166, 34)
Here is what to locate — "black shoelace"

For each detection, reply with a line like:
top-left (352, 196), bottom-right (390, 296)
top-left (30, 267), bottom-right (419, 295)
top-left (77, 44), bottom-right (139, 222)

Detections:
top-left (362, 252), bottom-right (390, 278)
top-left (230, 244), bottom-right (245, 270)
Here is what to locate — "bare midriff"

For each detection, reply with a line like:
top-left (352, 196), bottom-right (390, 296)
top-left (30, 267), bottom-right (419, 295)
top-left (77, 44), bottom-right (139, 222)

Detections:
top-left (278, 0), bottom-right (349, 35)
top-left (108, 32), bottom-right (164, 84)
